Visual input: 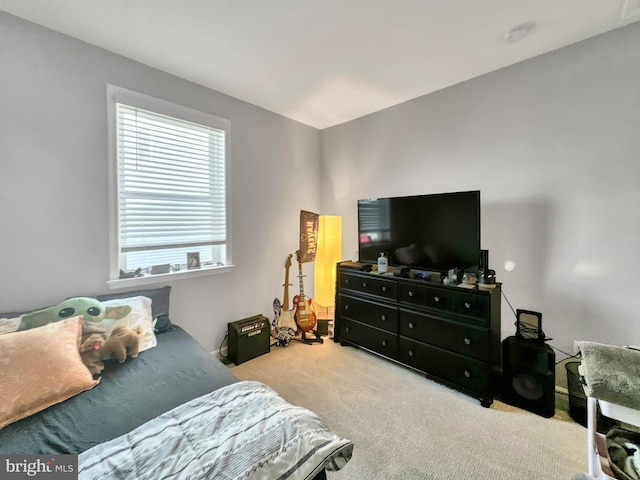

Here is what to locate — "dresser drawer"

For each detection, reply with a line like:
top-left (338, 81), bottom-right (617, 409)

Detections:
top-left (398, 309), bottom-right (489, 361)
top-left (339, 319), bottom-right (398, 359)
top-left (340, 273), bottom-right (397, 300)
top-left (398, 283), bottom-right (452, 311)
top-left (451, 292), bottom-right (489, 323)
top-left (398, 339), bottom-right (490, 395)
top-left (339, 294), bottom-right (398, 333)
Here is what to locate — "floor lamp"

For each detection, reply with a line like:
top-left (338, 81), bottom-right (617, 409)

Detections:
top-left (314, 215), bottom-right (342, 335)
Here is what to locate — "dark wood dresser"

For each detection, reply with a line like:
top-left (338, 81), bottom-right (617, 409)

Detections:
top-left (334, 262), bottom-right (501, 407)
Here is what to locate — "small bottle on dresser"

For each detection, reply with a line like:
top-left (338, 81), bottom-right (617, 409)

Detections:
top-left (377, 252), bottom-right (388, 274)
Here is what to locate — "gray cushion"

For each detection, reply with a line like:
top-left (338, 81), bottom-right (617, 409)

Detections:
top-left (1, 286), bottom-right (174, 333)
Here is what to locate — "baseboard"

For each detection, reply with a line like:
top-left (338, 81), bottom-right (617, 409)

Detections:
top-left (211, 349), bottom-right (226, 360)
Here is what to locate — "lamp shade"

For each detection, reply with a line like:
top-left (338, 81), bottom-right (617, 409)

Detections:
top-left (314, 216), bottom-right (342, 309)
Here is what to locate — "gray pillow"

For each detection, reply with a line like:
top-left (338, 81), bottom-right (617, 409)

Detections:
top-left (0, 306), bottom-right (48, 320)
top-left (1, 286), bottom-right (175, 334)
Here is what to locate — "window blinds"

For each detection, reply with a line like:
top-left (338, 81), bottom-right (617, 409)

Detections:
top-left (116, 104), bottom-right (226, 258)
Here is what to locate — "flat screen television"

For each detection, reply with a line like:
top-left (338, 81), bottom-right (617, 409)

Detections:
top-left (358, 190), bottom-right (481, 272)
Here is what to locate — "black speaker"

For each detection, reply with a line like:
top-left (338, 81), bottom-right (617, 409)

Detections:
top-left (227, 315), bottom-right (270, 365)
top-left (502, 336), bottom-right (555, 417)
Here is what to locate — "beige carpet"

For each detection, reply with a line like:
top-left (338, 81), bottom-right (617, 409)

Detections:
top-left (229, 337), bottom-right (589, 480)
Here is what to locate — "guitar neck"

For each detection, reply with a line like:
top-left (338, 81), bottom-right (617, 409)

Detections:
top-left (283, 269), bottom-right (290, 309)
top-left (298, 265), bottom-right (305, 299)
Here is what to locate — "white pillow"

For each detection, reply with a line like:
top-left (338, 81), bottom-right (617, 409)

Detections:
top-left (100, 296), bottom-right (157, 352)
top-left (0, 317), bottom-right (20, 335)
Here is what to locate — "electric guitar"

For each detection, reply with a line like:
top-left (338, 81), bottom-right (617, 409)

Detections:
top-left (271, 254), bottom-right (297, 344)
top-left (293, 250), bottom-right (317, 333)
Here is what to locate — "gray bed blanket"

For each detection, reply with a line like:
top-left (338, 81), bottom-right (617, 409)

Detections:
top-left (579, 341), bottom-right (640, 410)
top-left (78, 380), bottom-right (353, 480)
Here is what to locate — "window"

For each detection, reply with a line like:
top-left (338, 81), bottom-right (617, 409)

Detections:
top-left (107, 86), bottom-right (231, 282)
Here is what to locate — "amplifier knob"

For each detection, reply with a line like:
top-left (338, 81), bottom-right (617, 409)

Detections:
top-left (464, 337), bottom-right (471, 345)
top-left (408, 322), bottom-right (415, 329)
top-left (464, 370), bottom-right (471, 378)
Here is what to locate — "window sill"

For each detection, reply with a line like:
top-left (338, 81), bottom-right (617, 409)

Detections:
top-left (107, 264), bottom-right (234, 290)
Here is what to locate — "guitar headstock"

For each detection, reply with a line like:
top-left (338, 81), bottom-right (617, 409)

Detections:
top-left (295, 249), bottom-right (302, 265)
top-left (284, 253), bottom-right (292, 269)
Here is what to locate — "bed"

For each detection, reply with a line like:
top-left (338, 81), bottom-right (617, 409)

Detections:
top-left (0, 286), bottom-right (353, 479)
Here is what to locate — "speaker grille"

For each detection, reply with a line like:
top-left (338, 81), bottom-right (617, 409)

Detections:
top-left (502, 336), bottom-right (555, 417)
top-left (512, 374), bottom-right (544, 400)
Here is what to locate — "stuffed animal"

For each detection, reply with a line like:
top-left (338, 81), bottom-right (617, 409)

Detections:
top-left (79, 333), bottom-right (107, 375)
top-left (79, 326), bottom-right (141, 374)
top-left (100, 326), bottom-right (142, 364)
top-left (18, 297), bottom-right (131, 331)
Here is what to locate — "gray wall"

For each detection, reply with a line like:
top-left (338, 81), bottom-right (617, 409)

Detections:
top-left (2, 10), bottom-right (639, 362)
top-left (0, 12), bottom-right (321, 352)
top-left (320, 22), bottom-right (640, 359)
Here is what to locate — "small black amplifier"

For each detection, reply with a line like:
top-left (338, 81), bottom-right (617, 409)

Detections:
top-left (227, 314), bottom-right (270, 365)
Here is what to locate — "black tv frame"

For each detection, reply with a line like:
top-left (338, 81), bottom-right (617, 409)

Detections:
top-left (357, 190), bottom-right (481, 273)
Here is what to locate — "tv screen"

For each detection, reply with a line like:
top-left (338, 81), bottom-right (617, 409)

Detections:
top-left (358, 190), bottom-right (480, 272)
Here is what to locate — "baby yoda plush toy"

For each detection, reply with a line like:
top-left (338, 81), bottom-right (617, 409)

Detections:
top-left (18, 297), bottom-right (131, 332)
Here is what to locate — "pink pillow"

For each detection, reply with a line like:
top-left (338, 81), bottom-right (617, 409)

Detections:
top-left (0, 316), bottom-right (100, 429)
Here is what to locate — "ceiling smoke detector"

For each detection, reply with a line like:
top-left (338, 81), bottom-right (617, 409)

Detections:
top-left (503, 22), bottom-right (536, 44)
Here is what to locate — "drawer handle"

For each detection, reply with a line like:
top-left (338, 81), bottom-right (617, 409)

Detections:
top-left (408, 291), bottom-right (414, 297)
top-left (408, 349), bottom-right (415, 357)
top-left (344, 304), bottom-right (349, 311)
top-left (382, 286), bottom-right (387, 292)
top-left (408, 322), bottom-right (415, 329)
top-left (464, 337), bottom-right (471, 345)
top-left (464, 302), bottom-right (471, 309)
top-left (362, 282), bottom-right (367, 288)
top-left (381, 314), bottom-right (386, 321)
top-left (345, 326), bottom-right (351, 333)
top-left (464, 370), bottom-right (471, 378)
top-left (345, 279), bottom-right (349, 285)
top-left (434, 296), bottom-right (440, 303)
top-left (381, 340), bottom-right (388, 347)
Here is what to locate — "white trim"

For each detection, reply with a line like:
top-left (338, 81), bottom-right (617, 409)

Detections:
top-left (106, 85), bottom-right (120, 282)
top-left (106, 84), bottom-right (232, 283)
top-left (107, 264), bottom-right (234, 290)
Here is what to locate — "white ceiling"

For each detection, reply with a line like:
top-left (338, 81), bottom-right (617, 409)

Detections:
top-left (2, 0), bottom-right (640, 129)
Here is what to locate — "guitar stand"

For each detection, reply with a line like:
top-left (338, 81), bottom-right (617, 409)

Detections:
top-left (297, 330), bottom-right (324, 345)
top-left (271, 338), bottom-right (291, 348)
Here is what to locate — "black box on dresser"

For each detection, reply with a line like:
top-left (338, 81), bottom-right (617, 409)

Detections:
top-left (334, 262), bottom-right (501, 407)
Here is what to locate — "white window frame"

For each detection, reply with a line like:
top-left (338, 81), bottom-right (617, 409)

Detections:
top-left (106, 85), bottom-right (233, 289)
